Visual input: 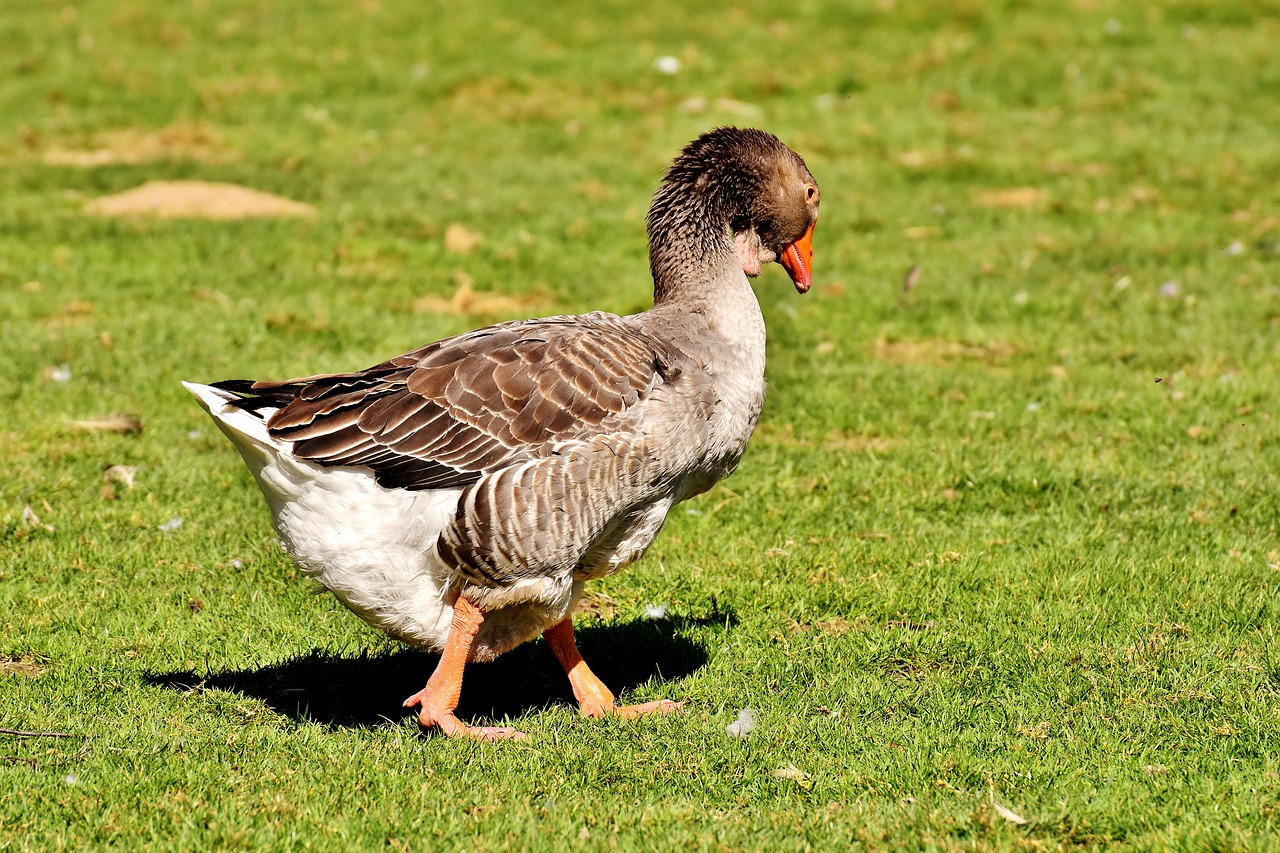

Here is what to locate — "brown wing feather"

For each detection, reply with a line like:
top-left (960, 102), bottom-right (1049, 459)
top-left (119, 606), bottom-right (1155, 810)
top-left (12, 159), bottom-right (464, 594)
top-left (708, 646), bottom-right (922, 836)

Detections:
top-left (253, 313), bottom-right (684, 491)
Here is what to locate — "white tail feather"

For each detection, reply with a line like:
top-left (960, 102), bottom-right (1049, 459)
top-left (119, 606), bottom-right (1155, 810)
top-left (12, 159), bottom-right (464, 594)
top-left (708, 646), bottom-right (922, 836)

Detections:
top-left (182, 381), bottom-right (279, 469)
top-left (183, 380), bottom-right (463, 650)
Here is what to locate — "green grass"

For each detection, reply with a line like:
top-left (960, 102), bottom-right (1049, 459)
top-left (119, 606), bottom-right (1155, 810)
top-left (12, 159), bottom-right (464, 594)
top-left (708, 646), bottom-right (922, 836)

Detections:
top-left (3, 0), bottom-right (1280, 848)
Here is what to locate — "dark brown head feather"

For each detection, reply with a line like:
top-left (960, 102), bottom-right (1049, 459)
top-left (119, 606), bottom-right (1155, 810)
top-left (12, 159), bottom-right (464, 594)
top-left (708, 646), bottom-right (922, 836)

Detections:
top-left (647, 127), bottom-right (818, 302)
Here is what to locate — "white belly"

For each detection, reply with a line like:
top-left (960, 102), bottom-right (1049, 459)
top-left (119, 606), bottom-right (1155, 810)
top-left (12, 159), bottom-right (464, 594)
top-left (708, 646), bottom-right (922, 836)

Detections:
top-left (189, 382), bottom-right (624, 660)
top-left (257, 457), bottom-right (462, 650)
top-left (248, 449), bottom-right (579, 659)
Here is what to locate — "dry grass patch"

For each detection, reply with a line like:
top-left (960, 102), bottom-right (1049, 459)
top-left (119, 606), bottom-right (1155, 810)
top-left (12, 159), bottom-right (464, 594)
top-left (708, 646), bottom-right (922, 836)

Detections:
top-left (970, 187), bottom-right (1045, 209)
top-left (40, 121), bottom-right (235, 167)
top-left (195, 75), bottom-right (288, 111)
top-left (443, 223), bottom-right (483, 255)
top-left (870, 336), bottom-right (1018, 365)
top-left (412, 273), bottom-right (556, 319)
top-left (68, 414), bottom-right (144, 435)
top-left (0, 658), bottom-right (47, 678)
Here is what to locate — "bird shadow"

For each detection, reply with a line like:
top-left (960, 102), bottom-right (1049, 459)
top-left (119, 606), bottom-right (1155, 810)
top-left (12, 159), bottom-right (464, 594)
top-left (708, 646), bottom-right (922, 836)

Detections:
top-left (144, 608), bottom-right (736, 730)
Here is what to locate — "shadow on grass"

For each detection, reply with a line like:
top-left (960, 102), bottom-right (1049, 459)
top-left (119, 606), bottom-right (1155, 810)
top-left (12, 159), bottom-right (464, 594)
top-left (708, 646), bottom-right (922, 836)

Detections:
top-left (144, 610), bottom-right (735, 729)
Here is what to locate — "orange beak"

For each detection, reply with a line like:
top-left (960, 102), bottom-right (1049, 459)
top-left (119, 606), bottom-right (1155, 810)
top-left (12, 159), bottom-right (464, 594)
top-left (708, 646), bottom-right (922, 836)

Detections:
top-left (779, 221), bottom-right (815, 294)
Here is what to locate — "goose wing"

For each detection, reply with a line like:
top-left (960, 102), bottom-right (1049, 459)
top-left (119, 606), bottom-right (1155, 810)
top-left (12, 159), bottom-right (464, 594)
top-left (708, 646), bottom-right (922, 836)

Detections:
top-left (217, 312), bottom-right (684, 491)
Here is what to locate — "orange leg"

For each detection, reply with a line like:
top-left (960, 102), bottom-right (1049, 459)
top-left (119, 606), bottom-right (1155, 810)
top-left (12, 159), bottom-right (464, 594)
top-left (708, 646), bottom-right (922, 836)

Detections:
top-left (543, 618), bottom-right (684, 719)
top-left (402, 596), bottom-right (527, 741)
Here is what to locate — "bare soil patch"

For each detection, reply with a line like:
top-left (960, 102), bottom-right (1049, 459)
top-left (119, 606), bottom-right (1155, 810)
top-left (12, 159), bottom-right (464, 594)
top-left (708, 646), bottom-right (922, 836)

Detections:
top-left (84, 180), bottom-right (314, 220)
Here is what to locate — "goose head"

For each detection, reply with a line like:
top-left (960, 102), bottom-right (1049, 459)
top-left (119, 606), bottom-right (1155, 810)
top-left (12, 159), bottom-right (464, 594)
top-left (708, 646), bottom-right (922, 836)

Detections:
top-left (647, 127), bottom-right (820, 300)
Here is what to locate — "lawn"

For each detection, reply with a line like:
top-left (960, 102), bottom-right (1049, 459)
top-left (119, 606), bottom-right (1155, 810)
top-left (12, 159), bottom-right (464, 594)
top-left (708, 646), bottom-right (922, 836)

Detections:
top-left (3, 0), bottom-right (1280, 848)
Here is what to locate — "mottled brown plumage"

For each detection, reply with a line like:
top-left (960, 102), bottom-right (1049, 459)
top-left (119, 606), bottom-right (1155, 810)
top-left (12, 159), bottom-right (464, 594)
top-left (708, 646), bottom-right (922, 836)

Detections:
top-left (222, 312), bottom-right (686, 493)
top-left (189, 126), bottom-right (821, 740)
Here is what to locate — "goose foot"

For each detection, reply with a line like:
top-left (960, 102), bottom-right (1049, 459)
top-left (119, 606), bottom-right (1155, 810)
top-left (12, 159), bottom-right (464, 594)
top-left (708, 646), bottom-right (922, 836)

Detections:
top-left (403, 595), bottom-right (528, 741)
top-left (402, 689), bottom-right (529, 742)
top-left (543, 618), bottom-right (684, 720)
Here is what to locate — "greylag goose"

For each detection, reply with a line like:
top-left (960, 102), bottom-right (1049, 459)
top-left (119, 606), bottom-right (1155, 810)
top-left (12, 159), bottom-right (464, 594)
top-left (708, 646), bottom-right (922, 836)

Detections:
top-left (185, 126), bottom-right (820, 740)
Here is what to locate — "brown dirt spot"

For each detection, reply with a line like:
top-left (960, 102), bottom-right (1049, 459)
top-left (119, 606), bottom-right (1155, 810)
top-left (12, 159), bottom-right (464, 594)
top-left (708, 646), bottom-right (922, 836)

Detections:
top-left (42, 121), bottom-right (234, 167)
top-left (1, 658), bottom-right (47, 678)
top-left (412, 273), bottom-right (553, 319)
top-left (971, 187), bottom-right (1045, 209)
top-left (870, 336), bottom-right (1018, 365)
top-left (70, 414), bottom-right (143, 435)
top-left (1044, 161), bottom-right (1110, 177)
top-left (443, 223), bottom-right (483, 255)
top-left (85, 180), bottom-right (314, 220)
top-left (447, 76), bottom-right (575, 122)
top-left (40, 301), bottom-right (95, 331)
top-left (811, 617), bottom-right (865, 635)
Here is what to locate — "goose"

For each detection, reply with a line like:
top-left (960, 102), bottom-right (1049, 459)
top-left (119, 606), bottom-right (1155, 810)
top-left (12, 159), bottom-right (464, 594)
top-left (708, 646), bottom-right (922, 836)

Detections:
top-left (185, 126), bottom-right (820, 740)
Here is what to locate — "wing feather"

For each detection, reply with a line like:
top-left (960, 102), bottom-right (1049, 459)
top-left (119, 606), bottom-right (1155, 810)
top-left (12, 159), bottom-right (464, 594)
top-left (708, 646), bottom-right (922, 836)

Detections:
top-left (222, 314), bottom-right (686, 491)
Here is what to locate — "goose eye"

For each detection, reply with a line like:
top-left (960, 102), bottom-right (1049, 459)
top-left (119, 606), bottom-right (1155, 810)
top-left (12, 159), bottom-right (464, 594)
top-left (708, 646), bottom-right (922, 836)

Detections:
top-left (805, 185), bottom-right (817, 202)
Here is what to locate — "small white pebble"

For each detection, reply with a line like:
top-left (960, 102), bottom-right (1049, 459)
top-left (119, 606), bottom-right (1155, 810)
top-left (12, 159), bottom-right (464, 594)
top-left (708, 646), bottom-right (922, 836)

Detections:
top-left (1114, 275), bottom-right (1132, 291)
top-left (186, 429), bottom-right (203, 440)
top-left (726, 707), bottom-right (756, 738)
top-left (1012, 290), bottom-right (1029, 305)
top-left (1104, 18), bottom-right (1122, 35)
top-left (1026, 402), bottom-right (1041, 412)
top-left (813, 93), bottom-right (836, 111)
top-left (229, 558), bottom-right (244, 569)
top-left (1225, 241), bottom-right (1246, 256)
top-left (158, 517), bottom-right (184, 533)
top-left (1159, 280), bottom-right (1181, 299)
top-left (653, 55), bottom-right (681, 75)
top-left (62, 774), bottom-right (78, 786)
top-left (644, 604), bottom-right (668, 620)
top-left (686, 508), bottom-right (701, 516)
top-left (51, 365), bottom-right (72, 383)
